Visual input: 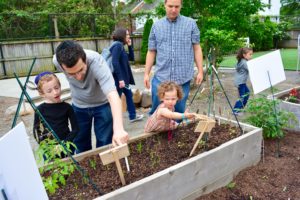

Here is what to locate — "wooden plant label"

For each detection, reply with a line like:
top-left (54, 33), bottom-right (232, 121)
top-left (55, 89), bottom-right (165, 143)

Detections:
top-left (194, 114), bottom-right (216, 133)
top-left (190, 115), bottom-right (216, 156)
top-left (99, 144), bottom-right (130, 185)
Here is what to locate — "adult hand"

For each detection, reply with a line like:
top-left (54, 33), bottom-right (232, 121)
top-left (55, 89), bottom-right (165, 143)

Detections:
top-left (119, 80), bottom-right (125, 88)
top-left (112, 129), bottom-right (129, 147)
top-left (144, 74), bottom-right (150, 89)
top-left (195, 72), bottom-right (203, 85)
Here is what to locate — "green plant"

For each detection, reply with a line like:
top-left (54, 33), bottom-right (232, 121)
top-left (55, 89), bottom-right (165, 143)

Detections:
top-left (177, 141), bottom-right (185, 149)
top-left (136, 141), bottom-right (143, 154)
top-left (285, 88), bottom-right (299, 103)
top-left (226, 181), bottom-right (236, 190)
top-left (89, 159), bottom-right (97, 170)
top-left (149, 151), bottom-right (160, 168)
top-left (198, 139), bottom-right (206, 148)
top-left (244, 96), bottom-right (297, 138)
top-left (35, 138), bottom-right (76, 194)
top-left (140, 18), bottom-right (153, 64)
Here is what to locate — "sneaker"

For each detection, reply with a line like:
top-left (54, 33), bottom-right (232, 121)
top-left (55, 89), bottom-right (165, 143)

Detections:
top-left (129, 114), bottom-right (144, 123)
top-left (233, 112), bottom-right (243, 117)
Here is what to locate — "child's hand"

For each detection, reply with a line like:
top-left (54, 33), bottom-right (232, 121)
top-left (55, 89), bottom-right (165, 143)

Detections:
top-left (184, 112), bottom-right (197, 119)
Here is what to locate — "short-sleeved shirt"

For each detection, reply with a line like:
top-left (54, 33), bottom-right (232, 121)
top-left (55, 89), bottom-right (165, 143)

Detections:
top-left (53, 50), bottom-right (116, 108)
top-left (234, 58), bottom-right (249, 87)
top-left (148, 15), bottom-right (200, 85)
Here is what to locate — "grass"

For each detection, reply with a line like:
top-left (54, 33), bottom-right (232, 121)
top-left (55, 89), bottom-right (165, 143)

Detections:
top-left (220, 49), bottom-right (299, 70)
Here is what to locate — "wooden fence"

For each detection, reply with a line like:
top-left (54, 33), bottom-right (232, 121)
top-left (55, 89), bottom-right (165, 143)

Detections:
top-left (0, 36), bottom-right (142, 79)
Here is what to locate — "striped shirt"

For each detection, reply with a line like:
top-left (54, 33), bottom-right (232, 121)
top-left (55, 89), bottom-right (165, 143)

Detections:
top-left (148, 15), bottom-right (200, 85)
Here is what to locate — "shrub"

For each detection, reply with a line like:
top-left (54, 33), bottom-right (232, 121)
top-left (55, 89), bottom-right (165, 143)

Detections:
top-left (243, 96), bottom-right (297, 139)
top-left (140, 18), bottom-right (153, 64)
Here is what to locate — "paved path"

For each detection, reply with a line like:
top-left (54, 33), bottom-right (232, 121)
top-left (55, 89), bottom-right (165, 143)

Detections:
top-left (1, 69), bottom-right (300, 151)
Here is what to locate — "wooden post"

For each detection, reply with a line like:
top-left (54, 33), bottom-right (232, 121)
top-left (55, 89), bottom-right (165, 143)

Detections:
top-left (190, 122), bottom-right (209, 157)
top-left (112, 150), bottom-right (126, 185)
top-left (99, 144), bottom-right (130, 186)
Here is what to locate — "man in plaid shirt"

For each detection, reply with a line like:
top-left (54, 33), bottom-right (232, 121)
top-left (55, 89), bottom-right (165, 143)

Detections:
top-left (144, 0), bottom-right (204, 115)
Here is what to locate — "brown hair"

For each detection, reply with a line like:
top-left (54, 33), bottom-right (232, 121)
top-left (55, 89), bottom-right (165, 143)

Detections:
top-left (158, 81), bottom-right (183, 100)
top-left (56, 40), bottom-right (86, 68)
top-left (165, 0), bottom-right (182, 4)
top-left (37, 74), bottom-right (61, 95)
top-left (112, 27), bottom-right (127, 44)
top-left (236, 47), bottom-right (253, 63)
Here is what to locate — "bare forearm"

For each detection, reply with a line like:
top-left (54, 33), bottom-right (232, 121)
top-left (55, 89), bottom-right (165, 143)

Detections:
top-left (194, 44), bottom-right (203, 74)
top-left (145, 50), bottom-right (156, 76)
top-left (161, 109), bottom-right (195, 120)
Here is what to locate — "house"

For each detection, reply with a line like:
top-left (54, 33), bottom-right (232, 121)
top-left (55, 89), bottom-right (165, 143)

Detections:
top-left (124, 0), bottom-right (163, 34)
top-left (259, 0), bottom-right (281, 22)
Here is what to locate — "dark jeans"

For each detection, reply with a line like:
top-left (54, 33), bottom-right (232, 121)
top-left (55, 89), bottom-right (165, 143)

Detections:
top-left (72, 103), bottom-right (113, 153)
top-left (149, 76), bottom-right (190, 115)
top-left (116, 86), bottom-right (136, 120)
top-left (233, 84), bottom-right (250, 113)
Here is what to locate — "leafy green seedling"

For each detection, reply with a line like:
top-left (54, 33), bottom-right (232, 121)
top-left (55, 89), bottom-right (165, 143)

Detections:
top-left (89, 159), bottom-right (97, 170)
top-left (226, 182), bottom-right (236, 190)
top-left (35, 138), bottom-right (76, 194)
top-left (244, 96), bottom-right (297, 138)
top-left (136, 141), bottom-right (143, 154)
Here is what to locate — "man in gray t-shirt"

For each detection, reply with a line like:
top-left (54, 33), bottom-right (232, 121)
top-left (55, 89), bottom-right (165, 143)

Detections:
top-left (53, 40), bottom-right (128, 153)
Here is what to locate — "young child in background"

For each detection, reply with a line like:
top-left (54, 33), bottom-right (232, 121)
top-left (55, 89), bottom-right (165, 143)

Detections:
top-left (233, 47), bottom-right (253, 115)
top-left (145, 81), bottom-right (196, 133)
top-left (33, 72), bottom-right (78, 154)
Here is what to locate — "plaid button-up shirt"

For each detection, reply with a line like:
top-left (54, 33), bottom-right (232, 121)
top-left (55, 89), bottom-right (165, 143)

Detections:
top-left (148, 15), bottom-right (200, 85)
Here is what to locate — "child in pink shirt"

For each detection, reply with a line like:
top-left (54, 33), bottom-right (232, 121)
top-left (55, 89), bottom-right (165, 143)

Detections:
top-left (145, 81), bottom-right (196, 133)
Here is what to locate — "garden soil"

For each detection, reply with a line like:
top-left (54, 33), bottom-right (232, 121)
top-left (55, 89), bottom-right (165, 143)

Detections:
top-left (0, 69), bottom-right (300, 199)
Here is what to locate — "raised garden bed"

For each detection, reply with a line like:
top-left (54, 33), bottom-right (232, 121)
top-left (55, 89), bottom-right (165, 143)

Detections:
top-left (49, 116), bottom-right (262, 200)
top-left (271, 86), bottom-right (300, 131)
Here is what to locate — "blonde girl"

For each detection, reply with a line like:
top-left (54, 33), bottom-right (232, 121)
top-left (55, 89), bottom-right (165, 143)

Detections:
top-left (145, 81), bottom-right (196, 133)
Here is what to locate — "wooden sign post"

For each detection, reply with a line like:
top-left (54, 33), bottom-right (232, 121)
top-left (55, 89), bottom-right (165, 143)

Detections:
top-left (99, 144), bottom-right (130, 186)
top-left (189, 115), bottom-right (216, 156)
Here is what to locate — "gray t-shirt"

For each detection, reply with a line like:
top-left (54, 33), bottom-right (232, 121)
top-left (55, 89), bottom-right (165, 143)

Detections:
top-left (53, 49), bottom-right (116, 108)
top-left (234, 58), bottom-right (248, 87)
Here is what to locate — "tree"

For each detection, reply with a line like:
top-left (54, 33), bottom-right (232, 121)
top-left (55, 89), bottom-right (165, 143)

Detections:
top-left (280, 0), bottom-right (300, 15)
top-left (0, 0), bottom-right (116, 40)
top-left (154, 0), bottom-right (265, 66)
top-left (140, 18), bottom-right (153, 64)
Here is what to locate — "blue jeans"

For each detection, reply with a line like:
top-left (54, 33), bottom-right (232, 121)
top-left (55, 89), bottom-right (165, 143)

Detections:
top-left (233, 84), bottom-right (250, 113)
top-left (116, 86), bottom-right (136, 120)
top-left (149, 76), bottom-right (191, 115)
top-left (72, 103), bottom-right (113, 153)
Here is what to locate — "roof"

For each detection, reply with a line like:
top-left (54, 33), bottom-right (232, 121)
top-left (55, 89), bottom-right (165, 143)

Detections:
top-left (123, 0), bottom-right (163, 14)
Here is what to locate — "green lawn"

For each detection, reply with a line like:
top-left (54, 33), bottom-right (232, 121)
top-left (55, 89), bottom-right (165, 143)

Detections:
top-left (220, 49), bottom-right (299, 70)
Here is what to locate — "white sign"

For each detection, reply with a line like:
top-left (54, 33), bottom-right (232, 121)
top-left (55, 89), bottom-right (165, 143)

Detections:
top-left (248, 50), bottom-right (286, 94)
top-left (0, 123), bottom-right (48, 200)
